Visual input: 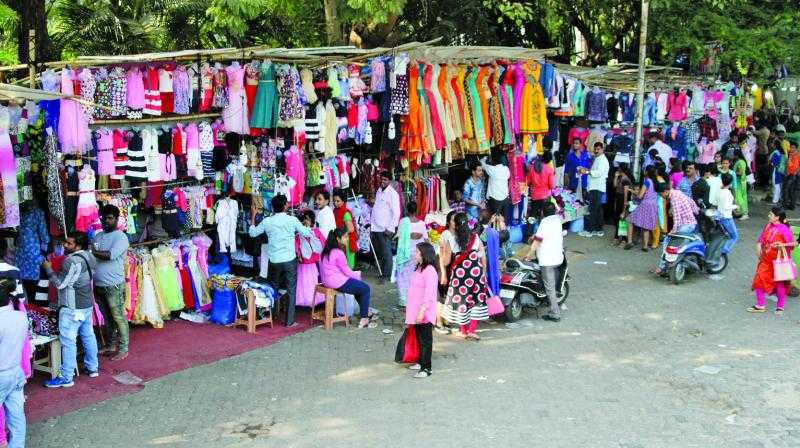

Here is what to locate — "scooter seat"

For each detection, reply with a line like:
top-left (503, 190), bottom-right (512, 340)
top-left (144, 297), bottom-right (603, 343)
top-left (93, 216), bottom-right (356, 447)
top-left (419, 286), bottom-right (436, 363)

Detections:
top-left (505, 258), bottom-right (538, 271)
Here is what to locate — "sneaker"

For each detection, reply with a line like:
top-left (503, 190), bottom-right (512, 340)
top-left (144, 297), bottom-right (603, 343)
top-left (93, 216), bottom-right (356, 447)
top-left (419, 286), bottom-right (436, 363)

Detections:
top-left (739, 214), bottom-right (749, 220)
top-left (87, 370), bottom-right (100, 378)
top-left (578, 231), bottom-right (593, 238)
top-left (593, 231), bottom-right (605, 237)
top-left (45, 376), bottom-right (74, 388)
top-left (408, 363), bottom-right (421, 371)
top-left (413, 370), bottom-right (431, 378)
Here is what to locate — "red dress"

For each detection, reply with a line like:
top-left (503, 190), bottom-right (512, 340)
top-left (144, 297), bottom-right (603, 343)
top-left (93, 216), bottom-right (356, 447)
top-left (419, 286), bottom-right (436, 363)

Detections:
top-left (752, 223), bottom-right (794, 293)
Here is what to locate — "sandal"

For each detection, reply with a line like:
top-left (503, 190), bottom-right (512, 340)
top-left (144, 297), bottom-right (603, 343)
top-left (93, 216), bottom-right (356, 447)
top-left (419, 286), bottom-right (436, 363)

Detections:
top-left (358, 318), bottom-right (370, 328)
top-left (466, 333), bottom-right (481, 341)
top-left (747, 306), bottom-right (766, 313)
top-left (776, 309), bottom-right (784, 316)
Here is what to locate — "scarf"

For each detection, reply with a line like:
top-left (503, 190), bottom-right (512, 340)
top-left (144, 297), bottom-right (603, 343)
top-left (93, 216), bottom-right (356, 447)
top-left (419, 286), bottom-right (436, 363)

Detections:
top-left (485, 228), bottom-right (501, 296)
top-left (333, 205), bottom-right (358, 253)
top-left (394, 217), bottom-right (412, 266)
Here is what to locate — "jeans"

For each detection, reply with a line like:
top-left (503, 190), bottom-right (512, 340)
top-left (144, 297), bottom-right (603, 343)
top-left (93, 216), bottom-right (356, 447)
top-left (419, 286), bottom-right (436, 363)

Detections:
top-left (414, 323), bottom-right (433, 372)
top-left (719, 217), bottom-right (738, 255)
top-left (487, 197), bottom-right (509, 221)
top-left (0, 367), bottom-right (26, 448)
top-left (337, 278), bottom-right (371, 318)
top-left (96, 284), bottom-right (129, 353)
top-left (781, 174), bottom-right (798, 209)
top-left (585, 190), bottom-right (604, 232)
top-left (370, 231), bottom-right (393, 279)
top-left (270, 260), bottom-right (298, 326)
top-left (541, 265), bottom-right (561, 317)
top-left (59, 307), bottom-right (99, 381)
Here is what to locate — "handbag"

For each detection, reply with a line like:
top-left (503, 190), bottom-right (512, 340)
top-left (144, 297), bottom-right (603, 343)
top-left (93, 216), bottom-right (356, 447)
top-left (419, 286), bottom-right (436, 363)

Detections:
top-left (773, 246), bottom-right (798, 282)
top-left (617, 219), bottom-right (629, 237)
top-left (394, 325), bottom-right (420, 363)
top-left (487, 295), bottom-right (505, 316)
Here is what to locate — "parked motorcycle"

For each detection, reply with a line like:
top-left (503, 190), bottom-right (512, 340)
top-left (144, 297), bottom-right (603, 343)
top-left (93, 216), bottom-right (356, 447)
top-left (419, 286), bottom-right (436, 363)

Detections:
top-left (499, 255), bottom-right (570, 322)
top-left (660, 207), bottom-right (729, 284)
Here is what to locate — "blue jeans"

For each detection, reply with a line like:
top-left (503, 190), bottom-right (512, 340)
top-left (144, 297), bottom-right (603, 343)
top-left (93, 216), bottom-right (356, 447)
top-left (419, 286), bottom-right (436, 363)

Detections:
top-left (59, 307), bottom-right (99, 381)
top-left (719, 218), bottom-right (738, 255)
top-left (0, 367), bottom-right (25, 448)
top-left (337, 279), bottom-right (371, 318)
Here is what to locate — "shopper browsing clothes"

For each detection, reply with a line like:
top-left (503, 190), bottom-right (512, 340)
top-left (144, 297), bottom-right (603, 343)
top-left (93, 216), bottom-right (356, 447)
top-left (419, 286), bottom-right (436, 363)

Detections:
top-left (44, 231), bottom-right (100, 388)
top-left (0, 278), bottom-right (28, 448)
top-left (320, 228), bottom-right (373, 328)
top-left (579, 142), bottom-right (609, 238)
top-left (250, 194), bottom-right (312, 327)
top-left (749, 208), bottom-right (796, 315)
top-left (717, 173), bottom-right (739, 256)
top-left (441, 213), bottom-right (490, 340)
top-left (92, 205), bottom-right (131, 361)
top-left (404, 242), bottom-right (439, 378)
top-left (480, 152), bottom-right (511, 219)
top-left (314, 191), bottom-right (337, 239)
top-left (525, 202), bottom-right (565, 322)
top-left (463, 161), bottom-right (485, 220)
top-left (394, 202), bottom-right (428, 307)
top-left (370, 171), bottom-right (401, 283)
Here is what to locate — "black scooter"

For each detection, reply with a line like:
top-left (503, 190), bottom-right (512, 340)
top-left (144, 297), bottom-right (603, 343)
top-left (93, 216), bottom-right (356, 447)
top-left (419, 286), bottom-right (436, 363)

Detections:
top-left (499, 254), bottom-right (570, 322)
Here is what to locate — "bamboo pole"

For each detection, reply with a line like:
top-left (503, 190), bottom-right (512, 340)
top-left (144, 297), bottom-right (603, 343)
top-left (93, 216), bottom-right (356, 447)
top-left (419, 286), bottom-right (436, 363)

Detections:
top-left (28, 29), bottom-right (35, 89)
top-left (632, 0), bottom-right (650, 182)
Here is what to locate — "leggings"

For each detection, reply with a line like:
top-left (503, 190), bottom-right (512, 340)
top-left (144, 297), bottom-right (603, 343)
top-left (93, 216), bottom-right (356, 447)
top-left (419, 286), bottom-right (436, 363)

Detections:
top-left (755, 284), bottom-right (787, 310)
top-left (459, 319), bottom-right (478, 335)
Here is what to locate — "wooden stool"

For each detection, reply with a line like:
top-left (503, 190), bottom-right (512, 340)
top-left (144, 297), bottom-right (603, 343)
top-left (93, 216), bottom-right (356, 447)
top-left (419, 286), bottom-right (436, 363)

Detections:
top-left (310, 285), bottom-right (350, 330)
top-left (234, 290), bottom-right (273, 334)
top-left (31, 335), bottom-right (61, 379)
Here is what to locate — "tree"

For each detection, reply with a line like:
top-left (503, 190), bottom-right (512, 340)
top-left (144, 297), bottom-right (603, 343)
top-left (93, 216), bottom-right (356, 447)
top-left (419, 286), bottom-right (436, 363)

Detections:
top-left (0, 0), bottom-right (60, 63)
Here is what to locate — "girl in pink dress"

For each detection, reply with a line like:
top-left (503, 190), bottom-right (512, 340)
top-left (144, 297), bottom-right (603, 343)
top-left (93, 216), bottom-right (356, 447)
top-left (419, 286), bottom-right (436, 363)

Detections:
top-left (295, 210), bottom-right (327, 307)
top-left (404, 242), bottom-right (439, 378)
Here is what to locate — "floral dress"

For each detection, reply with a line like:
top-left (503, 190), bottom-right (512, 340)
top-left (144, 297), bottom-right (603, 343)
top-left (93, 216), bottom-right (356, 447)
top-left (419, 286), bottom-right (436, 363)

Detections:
top-left (442, 233), bottom-right (490, 325)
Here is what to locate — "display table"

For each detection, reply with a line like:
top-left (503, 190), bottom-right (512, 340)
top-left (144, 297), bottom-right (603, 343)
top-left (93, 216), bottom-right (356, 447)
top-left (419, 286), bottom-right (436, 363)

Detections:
top-left (31, 335), bottom-right (61, 379)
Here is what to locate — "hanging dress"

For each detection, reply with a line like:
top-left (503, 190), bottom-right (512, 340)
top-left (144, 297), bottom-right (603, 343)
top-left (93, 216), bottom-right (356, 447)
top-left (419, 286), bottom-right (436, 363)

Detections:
top-left (126, 66), bottom-right (145, 119)
top-left (58, 69), bottom-right (89, 154)
top-left (75, 165), bottom-right (99, 232)
top-left (222, 63), bottom-right (250, 134)
top-left (250, 62), bottom-right (279, 129)
top-left (244, 62), bottom-right (260, 117)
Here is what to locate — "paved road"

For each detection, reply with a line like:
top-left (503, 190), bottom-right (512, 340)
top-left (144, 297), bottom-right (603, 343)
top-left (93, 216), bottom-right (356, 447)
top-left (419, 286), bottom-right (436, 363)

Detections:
top-left (29, 202), bottom-right (800, 448)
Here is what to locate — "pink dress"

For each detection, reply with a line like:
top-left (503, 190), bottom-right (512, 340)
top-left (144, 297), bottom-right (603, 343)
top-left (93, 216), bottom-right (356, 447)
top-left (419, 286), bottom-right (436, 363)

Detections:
top-left (666, 91), bottom-right (688, 122)
top-left (58, 69), bottom-right (89, 153)
top-left (95, 128), bottom-right (115, 176)
top-left (75, 166), bottom-right (99, 231)
top-left (405, 265), bottom-right (438, 325)
top-left (223, 64), bottom-right (250, 134)
top-left (284, 146), bottom-right (305, 206)
top-left (295, 228), bottom-right (326, 307)
top-left (126, 67), bottom-right (146, 111)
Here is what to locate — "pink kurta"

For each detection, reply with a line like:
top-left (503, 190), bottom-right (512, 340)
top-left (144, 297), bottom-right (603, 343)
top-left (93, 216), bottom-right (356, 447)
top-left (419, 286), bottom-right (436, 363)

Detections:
top-left (405, 265), bottom-right (438, 324)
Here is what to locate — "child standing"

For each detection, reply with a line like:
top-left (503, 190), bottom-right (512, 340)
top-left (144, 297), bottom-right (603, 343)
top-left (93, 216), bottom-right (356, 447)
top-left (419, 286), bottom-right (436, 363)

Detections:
top-left (404, 242), bottom-right (439, 378)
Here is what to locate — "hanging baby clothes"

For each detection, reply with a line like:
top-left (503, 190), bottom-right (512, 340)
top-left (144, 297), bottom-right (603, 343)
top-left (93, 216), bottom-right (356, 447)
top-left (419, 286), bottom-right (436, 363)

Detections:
top-left (173, 65), bottom-right (191, 115)
top-left (75, 165), bottom-right (99, 231)
top-left (245, 62), bottom-right (260, 117)
top-left (144, 65), bottom-right (162, 116)
top-left (216, 197), bottom-right (238, 253)
top-left (159, 65), bottom-right (175, 114)
top-left (223, 63), bottom-right (250, 134)
top-left (78, 69), bottom-right (96, 124)
top-left (0, 109), bottom-right (19, 228)
top-left (211, 65), bottom-right (229, 109)
top-left (126, 66), bottom-right (146, 119)
top-left (199, 63), bottom-right (214, 112)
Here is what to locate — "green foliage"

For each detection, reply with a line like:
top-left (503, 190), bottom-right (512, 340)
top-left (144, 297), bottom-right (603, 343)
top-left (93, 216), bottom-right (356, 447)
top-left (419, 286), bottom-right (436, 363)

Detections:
top-left (0, 2), bottom-right (18, 64)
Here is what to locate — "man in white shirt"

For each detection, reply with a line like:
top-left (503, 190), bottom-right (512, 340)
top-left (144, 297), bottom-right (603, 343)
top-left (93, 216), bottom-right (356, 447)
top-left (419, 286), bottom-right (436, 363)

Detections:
top-left (314, 191), bottom-right (336, 238)
top-left (705, 165), bottom-right (723, 207)
top-left (370, 171), bottom-right (401, 282)
top-left (525, 202), bottom-right (565, 322)
top-left (716, 172), bottom-right (739, 255)
top-left (579, 142), bottom-right (610, 237)
top-left (480, 152), bottom-right (511, 220)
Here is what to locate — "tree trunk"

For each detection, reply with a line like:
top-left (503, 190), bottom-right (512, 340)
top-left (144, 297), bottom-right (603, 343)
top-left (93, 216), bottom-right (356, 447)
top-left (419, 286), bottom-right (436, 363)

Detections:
top-left (4, 0), bottom-right (60, 63)
top-left (323, 0), bottom-right (342, 45)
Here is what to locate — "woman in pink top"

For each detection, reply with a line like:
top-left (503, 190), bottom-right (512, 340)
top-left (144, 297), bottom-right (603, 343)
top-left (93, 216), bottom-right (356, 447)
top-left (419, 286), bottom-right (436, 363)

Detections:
top-left (526, 151), bottom-right (556, 219)
top-left (320, 228), bottom-right (372, 328)
top-left (404, 242), bottom-right (439, 378)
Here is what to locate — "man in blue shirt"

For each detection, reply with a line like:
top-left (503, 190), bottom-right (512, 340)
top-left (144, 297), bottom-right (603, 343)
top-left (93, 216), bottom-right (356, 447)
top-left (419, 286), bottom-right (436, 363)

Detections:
top-left (462, 161), bottom-right (485, 219)
top-left (678, 161), bottom-right (699, 199)
top-left (250, 194), bottom-right (312, 327)
top-left (564, 138), bottom-right (591, 193)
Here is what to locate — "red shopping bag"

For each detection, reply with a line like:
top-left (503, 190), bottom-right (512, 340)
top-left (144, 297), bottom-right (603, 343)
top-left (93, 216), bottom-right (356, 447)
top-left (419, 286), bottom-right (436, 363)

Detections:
top-left (394, 325), bottom-right (420, 363)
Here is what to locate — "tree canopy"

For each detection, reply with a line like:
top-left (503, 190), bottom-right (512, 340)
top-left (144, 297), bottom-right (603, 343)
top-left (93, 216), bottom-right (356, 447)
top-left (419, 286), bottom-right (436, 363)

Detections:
top-left (0, 0), bottom-right (798, 82)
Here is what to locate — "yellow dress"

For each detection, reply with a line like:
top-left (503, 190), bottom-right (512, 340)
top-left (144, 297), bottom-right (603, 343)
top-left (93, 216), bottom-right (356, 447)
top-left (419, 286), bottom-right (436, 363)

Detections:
top-left (520, 61), bottom-right (549, 150)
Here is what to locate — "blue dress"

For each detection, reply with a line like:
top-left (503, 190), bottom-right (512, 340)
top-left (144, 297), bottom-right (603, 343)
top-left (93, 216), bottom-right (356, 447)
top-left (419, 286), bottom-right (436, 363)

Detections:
top-left (15, 207), bottom-right (49, 281)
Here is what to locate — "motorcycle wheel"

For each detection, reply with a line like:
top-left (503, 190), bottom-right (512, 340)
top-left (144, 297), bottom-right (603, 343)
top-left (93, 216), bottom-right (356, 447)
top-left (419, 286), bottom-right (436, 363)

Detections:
top-left (557, 281), bottom-right (569, 304)
top-left (707, 253), bottom-right (728, 274)
top-left (504, 297), bottom-right (523, 322)
top-left (669, 263), bottom-right (686, 284)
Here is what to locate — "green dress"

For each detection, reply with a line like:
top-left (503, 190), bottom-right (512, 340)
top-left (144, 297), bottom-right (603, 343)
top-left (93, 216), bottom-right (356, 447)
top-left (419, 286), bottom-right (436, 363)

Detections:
top-left (250, 62), bottom-right (279, 129)
top-left (343, 212), bottom-right (356, 269)
top-left (734, 159), bottom-right (749, 215)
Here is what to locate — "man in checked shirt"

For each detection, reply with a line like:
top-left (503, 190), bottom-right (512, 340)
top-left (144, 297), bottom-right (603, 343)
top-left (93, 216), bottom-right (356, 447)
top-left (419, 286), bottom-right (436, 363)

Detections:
top-left (652, 188), bottom-right (699, 275)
